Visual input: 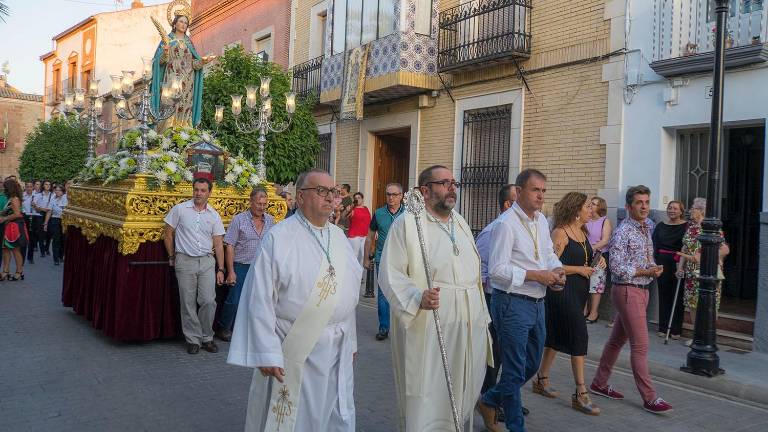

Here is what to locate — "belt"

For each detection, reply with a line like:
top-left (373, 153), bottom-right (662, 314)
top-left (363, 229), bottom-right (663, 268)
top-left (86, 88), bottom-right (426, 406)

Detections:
top-left (495, 289), bottom-right (545, 303)
top-left (616, 282), bottom-right (651, 289)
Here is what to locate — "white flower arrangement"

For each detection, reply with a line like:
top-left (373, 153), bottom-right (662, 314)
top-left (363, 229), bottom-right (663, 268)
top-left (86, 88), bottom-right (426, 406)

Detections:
top-left (225, 154), bottom-right (262, 189)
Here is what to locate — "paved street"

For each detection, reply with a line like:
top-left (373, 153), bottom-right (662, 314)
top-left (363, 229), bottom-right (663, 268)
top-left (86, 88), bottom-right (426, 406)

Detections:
top-left (2, 259), bottom-right (768, 432)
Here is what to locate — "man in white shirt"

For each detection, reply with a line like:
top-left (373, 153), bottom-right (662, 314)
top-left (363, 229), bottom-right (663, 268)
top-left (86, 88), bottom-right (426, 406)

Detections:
top-left (21, 182), bottom-right (39, 264)
top-left (163, 178), bottom-right (226, 355)
top-left (475, 184), bottom-right (517, 396)
top-left (477, 169), bottom-right (566, 432)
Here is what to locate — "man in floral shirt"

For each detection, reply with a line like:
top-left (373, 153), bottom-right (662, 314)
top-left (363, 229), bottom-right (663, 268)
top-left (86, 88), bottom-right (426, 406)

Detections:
top-left (590, 185), bottom-right (673, 415)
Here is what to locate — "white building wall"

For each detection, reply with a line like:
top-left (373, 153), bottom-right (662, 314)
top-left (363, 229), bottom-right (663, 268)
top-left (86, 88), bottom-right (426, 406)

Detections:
top-left (621, 0), bottom-right (768, 212)
top-left (94, 4), bottom-right (169, 97)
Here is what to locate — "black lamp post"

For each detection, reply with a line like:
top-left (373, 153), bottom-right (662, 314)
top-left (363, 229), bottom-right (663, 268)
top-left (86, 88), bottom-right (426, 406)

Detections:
top-left (682, 0), bottom-right (728, 377)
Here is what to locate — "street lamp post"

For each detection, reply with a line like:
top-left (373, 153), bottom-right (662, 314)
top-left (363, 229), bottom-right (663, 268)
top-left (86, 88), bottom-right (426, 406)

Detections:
top-left (62, 80), bottom-right (118, 161)
top-left (682, 0), bottom-right (728, 377)
top-left (114, 57), bottom-right (181, 173)
top-left (223, 76), bottom-right (296, 179)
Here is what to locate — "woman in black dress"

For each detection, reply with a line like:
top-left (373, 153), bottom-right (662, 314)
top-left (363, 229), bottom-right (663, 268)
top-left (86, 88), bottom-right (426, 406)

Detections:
top-left (652, 200), bottom-right (688, 340)
top-left (533, 192), bottom-right (604, 416)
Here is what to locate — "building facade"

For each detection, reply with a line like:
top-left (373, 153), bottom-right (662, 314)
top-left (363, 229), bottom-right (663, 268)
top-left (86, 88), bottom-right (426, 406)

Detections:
top-left (190, 0), bottom-right (292, 67)
top-left (621, 0), bottom-right (766, 350)
top-left (290, 0), bottom-right (623, 230)
top-left (0, 74), bottom-right (43, 178)
top-left (39, 1), bottom-right (169, 121)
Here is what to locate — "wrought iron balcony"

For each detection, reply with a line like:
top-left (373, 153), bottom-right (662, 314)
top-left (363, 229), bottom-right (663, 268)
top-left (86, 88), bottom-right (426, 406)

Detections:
top-left (292, 55), bottom-right (323, 101)
top-left (438, 0), bottom-right (532, 72)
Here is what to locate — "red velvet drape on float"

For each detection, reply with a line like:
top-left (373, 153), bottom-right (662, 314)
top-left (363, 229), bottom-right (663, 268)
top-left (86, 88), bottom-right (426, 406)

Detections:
top-left (61, 227), bottom-right (181, 341)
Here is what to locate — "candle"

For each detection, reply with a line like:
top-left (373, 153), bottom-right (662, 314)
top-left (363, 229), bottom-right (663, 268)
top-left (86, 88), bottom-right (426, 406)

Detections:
top-left (88, 79), bottom-right (99, 97)
top-left (259, 76), bottom-right (271, 98)
top-left (215, 105), bottom-right (224, 124)
top-left (285, 92), bottom-right (296, 114)
top-left (110, 75), bottom-right (122, 98)
top-left (94, 97), bottom-right (103, 112)
top-left (231, 94), bottom-right (242, 117)
top-left (246, 85), bottom-right (258, 109)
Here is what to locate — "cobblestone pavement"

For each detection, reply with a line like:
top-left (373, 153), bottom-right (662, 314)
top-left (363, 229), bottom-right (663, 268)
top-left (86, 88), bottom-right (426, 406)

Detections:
top-left (2, 260), bottom-right (767, 431)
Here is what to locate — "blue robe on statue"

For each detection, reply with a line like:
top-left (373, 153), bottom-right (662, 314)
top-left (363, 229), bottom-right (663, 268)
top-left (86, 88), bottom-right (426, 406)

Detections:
top-left (150, 32), bottom-right (204, 128)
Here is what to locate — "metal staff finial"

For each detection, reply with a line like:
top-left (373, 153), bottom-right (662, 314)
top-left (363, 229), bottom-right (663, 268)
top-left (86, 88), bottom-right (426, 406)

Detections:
top-left (404, 188), bottom-right (462, 432)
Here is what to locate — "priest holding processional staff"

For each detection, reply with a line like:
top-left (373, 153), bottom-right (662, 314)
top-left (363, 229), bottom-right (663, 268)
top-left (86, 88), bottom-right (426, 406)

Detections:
top-left (378, 165), bottom-right (493, 431)
top-left (227, 169), bottom-right (362, 432)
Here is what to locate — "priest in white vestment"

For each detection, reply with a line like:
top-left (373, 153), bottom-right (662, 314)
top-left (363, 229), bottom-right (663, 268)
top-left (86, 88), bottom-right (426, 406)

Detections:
top-left (228, 169), bottom-right (362, 432)
top-left (379, 165), bottom-right (493, 431)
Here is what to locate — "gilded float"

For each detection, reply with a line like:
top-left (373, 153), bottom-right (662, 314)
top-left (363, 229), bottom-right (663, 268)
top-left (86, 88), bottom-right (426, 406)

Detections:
top-left (62, 174), bottom-right (287, 255)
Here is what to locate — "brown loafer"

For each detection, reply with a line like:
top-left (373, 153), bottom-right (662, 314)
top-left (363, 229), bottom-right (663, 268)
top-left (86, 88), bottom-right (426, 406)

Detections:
top-left (187, 343), bottom-right (200, 354)
top-left (201, 341), bottom-right (219, 353)
top-left (476, 400), bottom-right (504, 432)
top-left (216, 329), bottom-right (233, 342)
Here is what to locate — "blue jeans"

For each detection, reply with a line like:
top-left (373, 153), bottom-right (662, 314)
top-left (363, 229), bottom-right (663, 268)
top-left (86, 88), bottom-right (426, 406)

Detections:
top-left (376, 262), bottom-right (390, 333)
top-left (482, 291), bottom-right (546, 432)
top-left (217, 262), bottom-right (251, 331)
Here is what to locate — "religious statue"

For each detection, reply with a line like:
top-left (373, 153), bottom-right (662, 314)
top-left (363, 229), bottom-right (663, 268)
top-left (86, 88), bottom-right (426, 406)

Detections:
top-left (150, 0), bottom-right (215, 131)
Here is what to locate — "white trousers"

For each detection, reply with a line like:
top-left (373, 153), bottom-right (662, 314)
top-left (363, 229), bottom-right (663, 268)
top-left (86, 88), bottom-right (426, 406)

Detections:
top-left (348, 236), bottom-right (366, 267)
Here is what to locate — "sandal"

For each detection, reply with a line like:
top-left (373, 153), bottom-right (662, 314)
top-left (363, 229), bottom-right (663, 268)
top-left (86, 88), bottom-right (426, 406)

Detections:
top-left (532, 374), bottom-right (559, 398)
top-left (8, 272), bottom-right (23, 281)
top-left (0, 272), bottom-right (8, 281)
top-left (572, 385), bottom-right (601, 416)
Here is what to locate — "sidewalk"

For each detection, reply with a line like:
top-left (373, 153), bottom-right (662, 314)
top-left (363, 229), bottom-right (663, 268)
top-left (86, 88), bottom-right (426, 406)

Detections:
top-left (585, 320), bottom-right (768, 407)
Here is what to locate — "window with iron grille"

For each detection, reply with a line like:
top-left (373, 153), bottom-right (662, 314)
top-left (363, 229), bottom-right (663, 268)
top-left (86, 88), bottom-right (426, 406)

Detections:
top-left (460, 105), bottom-right (512, 236)
top-left (316, 133), bottom-right (333, 173)
top-left (676, 130), bottom-right (711, 208)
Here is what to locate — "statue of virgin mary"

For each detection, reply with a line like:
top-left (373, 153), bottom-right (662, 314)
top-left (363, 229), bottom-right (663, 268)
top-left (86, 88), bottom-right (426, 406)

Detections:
top-left (150, 0), bottom-right (214, 130)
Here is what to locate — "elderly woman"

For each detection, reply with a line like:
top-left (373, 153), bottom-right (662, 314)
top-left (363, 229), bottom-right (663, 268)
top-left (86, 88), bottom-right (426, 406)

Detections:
top-left (534, 192), bottom-right (605, 416)
top-left (677, 197), bottom-right (729, 342)
top-left (652, 200), bottom-right (687, 340)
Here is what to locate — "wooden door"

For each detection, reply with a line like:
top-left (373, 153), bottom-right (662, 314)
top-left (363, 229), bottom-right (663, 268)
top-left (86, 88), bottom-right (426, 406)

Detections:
top-left (722, 126), bottom-right (764, 300)
top-left (372, 131), bottom-right (410, 211)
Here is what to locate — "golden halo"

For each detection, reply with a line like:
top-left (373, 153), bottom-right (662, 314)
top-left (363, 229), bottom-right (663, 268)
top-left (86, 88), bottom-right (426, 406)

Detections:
top-left (166, 0), bottom-right (192, 27)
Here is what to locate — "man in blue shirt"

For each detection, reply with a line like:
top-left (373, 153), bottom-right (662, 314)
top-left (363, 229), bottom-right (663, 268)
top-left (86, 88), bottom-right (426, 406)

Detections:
top-left (364, 182), bottom-right (405, 341)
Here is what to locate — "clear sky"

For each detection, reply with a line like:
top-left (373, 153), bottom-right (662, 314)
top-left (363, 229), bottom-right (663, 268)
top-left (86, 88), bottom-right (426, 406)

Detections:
top-left (0, 0), bottom-right (168, 95)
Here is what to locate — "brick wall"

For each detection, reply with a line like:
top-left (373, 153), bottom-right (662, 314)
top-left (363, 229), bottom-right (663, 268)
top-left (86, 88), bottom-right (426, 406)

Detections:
top-left (191, 0), bottom-right (292, 68)
top-left (0, 98), bottom-right (43, 178)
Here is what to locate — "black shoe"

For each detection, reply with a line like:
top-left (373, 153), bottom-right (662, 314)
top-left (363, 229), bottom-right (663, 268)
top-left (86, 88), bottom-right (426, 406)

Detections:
top-left (201, 341), bottom-right (219, 353)
top-left (216, 329), bottom-right (232, 342)
top-left (522, 406), bottom-right (530, 416)
top-left (187, 343), bottom-right (200, 354)
top-left (54, 260), bottom-right (60, 266)
top-left (375, 331), bottom-right (389, 341)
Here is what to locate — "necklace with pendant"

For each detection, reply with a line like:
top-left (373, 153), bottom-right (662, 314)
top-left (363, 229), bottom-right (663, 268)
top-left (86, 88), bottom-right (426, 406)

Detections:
top-left (297, 213), bottom-right (337, 305)
top-left (428, 212), bottom-right (460, 256)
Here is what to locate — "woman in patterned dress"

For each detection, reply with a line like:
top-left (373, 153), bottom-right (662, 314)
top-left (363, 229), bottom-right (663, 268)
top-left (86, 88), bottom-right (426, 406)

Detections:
top-left (676, 197), bottom-right (729, 335)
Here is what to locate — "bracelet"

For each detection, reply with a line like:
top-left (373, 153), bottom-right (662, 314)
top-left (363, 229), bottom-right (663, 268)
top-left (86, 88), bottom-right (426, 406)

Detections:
top-left (217, 268), bottom-right (225, 273)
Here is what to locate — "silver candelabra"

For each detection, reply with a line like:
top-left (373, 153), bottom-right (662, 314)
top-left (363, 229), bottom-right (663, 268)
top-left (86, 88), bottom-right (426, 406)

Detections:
top-left (223, 76), bottom-right (296, 179)
top-left (62, 80), bottom-right (119, 161)
top-left (112, 58), bottom-right (181, 173)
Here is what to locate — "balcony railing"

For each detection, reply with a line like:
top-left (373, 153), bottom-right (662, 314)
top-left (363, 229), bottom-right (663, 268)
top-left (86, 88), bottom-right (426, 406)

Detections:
top-left (652, 0), bottom-right (766, 62)
top-left (438, 0), bottom-right (532, 72)
top-left (292, 55), bottom-right (323, 101)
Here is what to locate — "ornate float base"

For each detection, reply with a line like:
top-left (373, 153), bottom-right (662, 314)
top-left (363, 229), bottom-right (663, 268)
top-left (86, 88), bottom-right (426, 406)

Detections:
top-left (63, 174), bottom-right (287, 255)
top-left (61, 174), bottom-right (286, 341)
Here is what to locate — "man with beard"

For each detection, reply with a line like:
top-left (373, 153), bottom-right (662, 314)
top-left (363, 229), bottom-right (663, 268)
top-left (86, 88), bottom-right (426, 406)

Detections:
top-left (378, 165), bottom-right (492, 431)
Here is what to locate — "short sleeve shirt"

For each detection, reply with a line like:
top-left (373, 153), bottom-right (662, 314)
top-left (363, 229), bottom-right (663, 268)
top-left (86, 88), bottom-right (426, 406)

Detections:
top-left (370, 204), bottom-right (405, 263)
top-left (224, 210), bottom-right (275, 264)
top-left (164, 199), bottom-right (226, 257)
top-left (50, 195), bottom-right (68, 218)
top-left (22, 192), bottom-right (38, 216)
